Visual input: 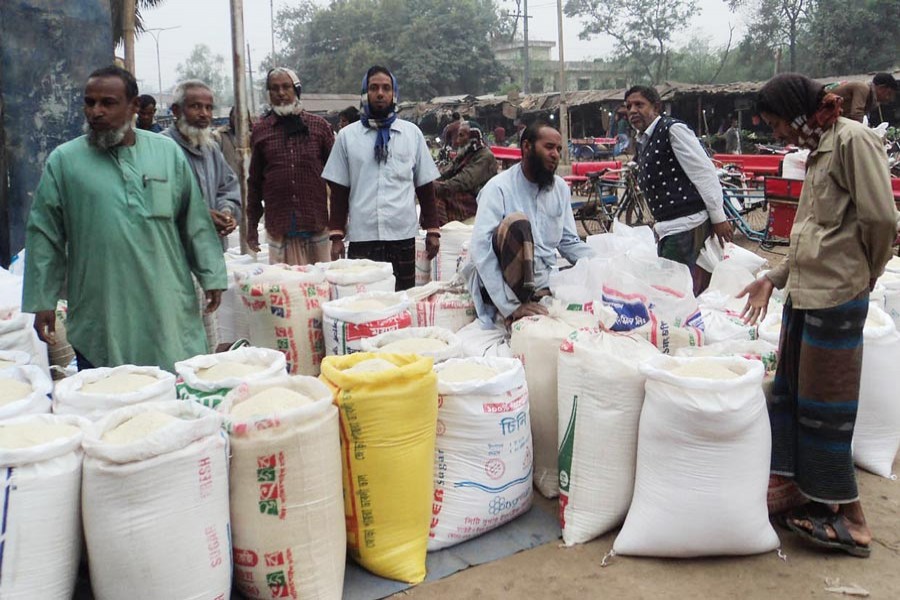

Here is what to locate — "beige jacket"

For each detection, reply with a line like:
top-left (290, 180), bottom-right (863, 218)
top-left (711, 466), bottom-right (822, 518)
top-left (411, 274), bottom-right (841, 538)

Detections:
top-left (831, 81), bottom-right (875, 123)
top-left (767, 118), bottom-right (897, 309)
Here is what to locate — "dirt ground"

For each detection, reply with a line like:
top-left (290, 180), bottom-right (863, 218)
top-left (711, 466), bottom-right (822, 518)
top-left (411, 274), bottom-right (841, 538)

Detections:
top-left (393, 230), bottom-right (899, 600)
top-left (394, 459), bottom-right (899, 599)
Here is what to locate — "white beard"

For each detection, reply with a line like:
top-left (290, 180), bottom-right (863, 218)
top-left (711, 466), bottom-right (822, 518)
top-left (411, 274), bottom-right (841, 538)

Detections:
top-left (176, 119), bottom-right (214, 148)
top-left (84, 120), bottom-right (131, 150)
top-left (271, 100), bottom-right (304, 116)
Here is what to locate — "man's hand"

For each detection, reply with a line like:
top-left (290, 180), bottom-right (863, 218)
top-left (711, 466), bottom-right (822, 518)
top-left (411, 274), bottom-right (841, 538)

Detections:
top-left (737, 276), bottom-right (775, 326)
top-left (511, 302), bottom-right (549, 322)
top-left (712, 220), bottom-right (734, 247)
top-left (330, 239), bottom-right (345, 261)
top-left (210, 210), bottom-right (237, 237)
top-left (425, 234), bottom-right (440, 260)
top-left (33, 310), bottom-right (57, 345)
top-left (205, 289), bottom-right (223, 314)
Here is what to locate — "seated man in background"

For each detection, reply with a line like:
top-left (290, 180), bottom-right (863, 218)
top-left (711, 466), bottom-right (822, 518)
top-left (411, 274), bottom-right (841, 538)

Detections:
top-left (433, 122), bottom-right (498, 225)
top-left (463, 121), bottom-right (594, 324)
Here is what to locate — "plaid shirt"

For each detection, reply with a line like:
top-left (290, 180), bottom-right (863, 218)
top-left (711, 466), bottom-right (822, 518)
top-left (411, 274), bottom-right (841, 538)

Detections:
top-left (248, 112), bottom-right (334, 237)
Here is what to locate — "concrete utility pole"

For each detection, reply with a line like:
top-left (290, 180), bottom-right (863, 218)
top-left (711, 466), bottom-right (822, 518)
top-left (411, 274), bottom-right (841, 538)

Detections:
top-left (270, 0), bottom-right (276, 57)
top-left (145, 26), bottom-right (180, 99)
top-left (556, 0), bottom-right (569, 165)
top-left (123, 0), bottom-right (136, 73)
top-left (522, 0), bottom-right (530, 94)
top-left (229, 0), bottom-right (251, 253)
top-left (247, 44), bottom-right (257, 115)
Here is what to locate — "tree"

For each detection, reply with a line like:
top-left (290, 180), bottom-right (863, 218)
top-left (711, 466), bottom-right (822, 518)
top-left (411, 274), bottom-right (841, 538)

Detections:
top-left (564, 0), bottom-right (700, 84)
top-left (272, 0), bottom-right (508, 99)
top-left (803, 0), bottom-right (900, 77)
top-left (726, 0), bottom-right (813, 73)
top-left (110, 0), bottom-right (166, 46)
top-left (176, 44), bottom-right (234, 106)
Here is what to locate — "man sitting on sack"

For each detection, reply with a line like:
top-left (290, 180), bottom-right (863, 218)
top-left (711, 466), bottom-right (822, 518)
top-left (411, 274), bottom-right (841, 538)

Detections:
top-left (463, 121), bottom-right (594, 324)
top-left (625, 85), bottom-right (733, 293)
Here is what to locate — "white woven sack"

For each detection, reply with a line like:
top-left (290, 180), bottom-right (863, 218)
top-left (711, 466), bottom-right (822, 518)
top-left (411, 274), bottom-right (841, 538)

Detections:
top-left (429, 358), bottom-right (533, 550)
top-left (510, 302), bottom-right (613, 498)
top-left (455, 319), bottom-right (513, 359)
top-left (237, 265), bottom-right (331, 375)
top-left (0, 313), bottom-right (49, 376)
top-left (0, 365), bottom-right (53, 419)
top-left (854, 305), bottom-right (900, 478)
top-left (407, 282), bottom-right (476, 333)
top-left (758, 310), bottom-right (783, 345)
top-left (360, 327), bottom-right (463, 363)
top-left (174, 347), bottom-right (287, 409)
top-left (675, 339), bottom-right (778, 376)
top-left (218, 262), bottom-right (268, 345)
top-left (321, 259), bottom-right (396, 299)
top-left (557, 330), bottom-right (659, 546)
top-left (322, 291), bottom-right (412, 356)
top-left (614, 356), bottom-right (779, 557)
top-left (431, 221), bottom-right (472, 282)
top-left (414, 234), bottom-right (433, 287)
top-left (224, 377), bottom-right (345, 600)
top-left (52, 365), bottom-right (176, 421)
top-left (877, 271), bottom-right (900, 328)
top-left (82, 401), bottom-right (231, 600)
top-left (0, 350), bottom-right (31, 370)
top-left (0, 414), bottom-right (86, 600)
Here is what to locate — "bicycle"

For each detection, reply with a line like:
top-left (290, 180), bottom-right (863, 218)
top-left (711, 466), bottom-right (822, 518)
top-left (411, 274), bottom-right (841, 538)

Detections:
top-left (571, 169), bottom-right (619, 235)
top-left (611, 163), bottom-right (654, 228)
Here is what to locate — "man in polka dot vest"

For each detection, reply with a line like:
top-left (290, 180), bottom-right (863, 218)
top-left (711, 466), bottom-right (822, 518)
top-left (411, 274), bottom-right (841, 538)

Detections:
top-left (625, 85), bottom-right (733, 291)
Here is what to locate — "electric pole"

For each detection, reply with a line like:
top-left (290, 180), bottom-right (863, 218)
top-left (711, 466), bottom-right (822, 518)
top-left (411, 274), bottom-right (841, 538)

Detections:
top-left (523, 0), bottom-right (530, 94)
top-left (557, 0), bottom-right (569, 164)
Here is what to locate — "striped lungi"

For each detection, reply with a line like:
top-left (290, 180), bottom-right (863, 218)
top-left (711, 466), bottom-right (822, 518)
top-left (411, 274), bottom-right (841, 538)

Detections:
top-left (491, 212), bottom-right (538, 304)
top-left (769, 291), bottom-right (868, 504)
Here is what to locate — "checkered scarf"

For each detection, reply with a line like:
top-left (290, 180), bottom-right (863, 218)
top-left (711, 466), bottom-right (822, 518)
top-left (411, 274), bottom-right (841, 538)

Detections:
top-left (360, 69), bottom-right (399, 163)
top-left (790, 93), bottom-right (843, 151)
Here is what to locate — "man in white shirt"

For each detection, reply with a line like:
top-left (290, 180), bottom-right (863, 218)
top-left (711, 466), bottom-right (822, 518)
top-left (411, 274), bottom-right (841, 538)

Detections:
top-left (323, 66), bottom-right (441, 290)
top-left (625, 85), bottom-right (732, 290)
top-left (464, 121), bottom-right (595, 324)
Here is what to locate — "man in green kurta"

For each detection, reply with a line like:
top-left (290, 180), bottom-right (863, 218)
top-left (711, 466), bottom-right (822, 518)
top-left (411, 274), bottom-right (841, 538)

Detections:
top-left (22, 65), bottom-right (227, 372)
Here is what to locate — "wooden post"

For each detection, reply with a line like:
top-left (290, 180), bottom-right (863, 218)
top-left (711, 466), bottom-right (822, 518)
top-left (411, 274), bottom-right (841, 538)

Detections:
top-left (123, 0), bottom-right (136, 73)
top-left (229, 0), bottom-right (251, 254)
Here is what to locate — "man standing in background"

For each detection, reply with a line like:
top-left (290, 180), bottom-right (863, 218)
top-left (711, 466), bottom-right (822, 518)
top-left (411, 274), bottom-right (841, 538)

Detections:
top-left (248, 67), bottom-right (334, 265)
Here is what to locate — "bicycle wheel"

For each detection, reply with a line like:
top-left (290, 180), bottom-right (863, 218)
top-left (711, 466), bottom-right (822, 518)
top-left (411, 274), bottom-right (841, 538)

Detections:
top-left (616, 191), bottom-right (653, 227)
top-left (579, 201), bottom-right (610, 236)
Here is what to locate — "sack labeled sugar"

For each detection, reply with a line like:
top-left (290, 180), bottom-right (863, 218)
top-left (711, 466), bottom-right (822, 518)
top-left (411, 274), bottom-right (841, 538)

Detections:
top-left (557, 330), bottom-right (659, 545)
top-left (52, 365), bottom-right (176, 421)
top-left (225, 377), bottom-right (345, 600)
top-left (322, 292), bottom-right (412, 356)
top-left (854, 305), bottom-right (900, 478)
top-left (407, 282), bottom-right (476, 333)
top-left (360, 327), bottom-right (462, 363)
top-left (429, 358), bottom-right (533, 550)
top-left (175, 347), bottom-right (287, 409)
top-left (82, 402), bottom-right (231, 600)
top-left (0, 365), bottom-right (53, 419)
top-left (321, 259), bottom-right (396, 299)
top-left (319, 354), bottom-right (437, 584)
top-left (0, 414), bottom-right (85, 600)
top-left (614, 356), bottom-right (778, 557)
top-left (238, 264), bottom-right (331, 375)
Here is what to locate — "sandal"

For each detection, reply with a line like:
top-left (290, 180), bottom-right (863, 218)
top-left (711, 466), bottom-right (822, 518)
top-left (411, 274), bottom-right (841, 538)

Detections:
top-left (786, 512), bottom-right (871, 558)
top-left (771, 500), bottom-right (825, 531)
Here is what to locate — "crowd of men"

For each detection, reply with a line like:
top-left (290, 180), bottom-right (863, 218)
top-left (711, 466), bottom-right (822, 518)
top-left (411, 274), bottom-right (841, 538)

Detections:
top-left (21, 64), bottom-right (897, 372)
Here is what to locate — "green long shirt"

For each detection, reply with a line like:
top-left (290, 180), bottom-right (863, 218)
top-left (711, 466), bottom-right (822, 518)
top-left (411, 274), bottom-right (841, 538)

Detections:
top-left (22, 129), bottom-right (227, 372)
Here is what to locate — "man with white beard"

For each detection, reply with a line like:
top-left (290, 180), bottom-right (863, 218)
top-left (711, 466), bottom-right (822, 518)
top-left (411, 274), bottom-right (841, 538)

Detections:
top-left (247, 67), bottom-right (334, 265)
top-left (163, 79), bottom-right (240, 249)
top-left (23, 65), bottom-right (226, 372)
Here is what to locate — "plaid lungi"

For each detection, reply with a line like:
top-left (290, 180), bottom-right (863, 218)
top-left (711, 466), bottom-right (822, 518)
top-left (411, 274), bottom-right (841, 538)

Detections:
top-left (490, 212), bottom-right (542, 304)
top-left (769, 291), bottom-right (869, 503)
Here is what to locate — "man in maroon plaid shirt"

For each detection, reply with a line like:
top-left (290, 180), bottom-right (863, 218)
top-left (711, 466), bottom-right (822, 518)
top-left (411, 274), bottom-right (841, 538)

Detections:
top-left (247, 67), bottom-right (335, 265)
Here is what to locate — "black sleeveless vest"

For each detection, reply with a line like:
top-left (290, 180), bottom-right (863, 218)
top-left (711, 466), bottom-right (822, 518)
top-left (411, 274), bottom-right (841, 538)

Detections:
top-left (636, 116), bottom-right (707, 222)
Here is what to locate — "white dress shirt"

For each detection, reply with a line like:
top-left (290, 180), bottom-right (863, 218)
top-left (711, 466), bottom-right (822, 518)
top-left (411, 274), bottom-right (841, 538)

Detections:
top-left (637, 116), bottom-right (726, 239)
top-left (322, 119), bottom-right (440, 242)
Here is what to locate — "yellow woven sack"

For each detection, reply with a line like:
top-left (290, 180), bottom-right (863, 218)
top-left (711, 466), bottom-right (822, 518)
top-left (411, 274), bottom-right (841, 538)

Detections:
top-left (320, 353), bottom-right (438, 584)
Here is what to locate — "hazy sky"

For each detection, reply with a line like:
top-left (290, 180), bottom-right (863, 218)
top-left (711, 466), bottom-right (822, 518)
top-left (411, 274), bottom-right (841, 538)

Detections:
top-left (130, 0), bottom-right (742, 95)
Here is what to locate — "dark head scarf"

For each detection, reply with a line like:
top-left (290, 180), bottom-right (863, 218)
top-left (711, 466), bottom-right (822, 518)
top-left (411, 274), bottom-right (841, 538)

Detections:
top-left (757, 73), bottom-right (842, 150)
top-left (360, 67), bottom-right (399, 162)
